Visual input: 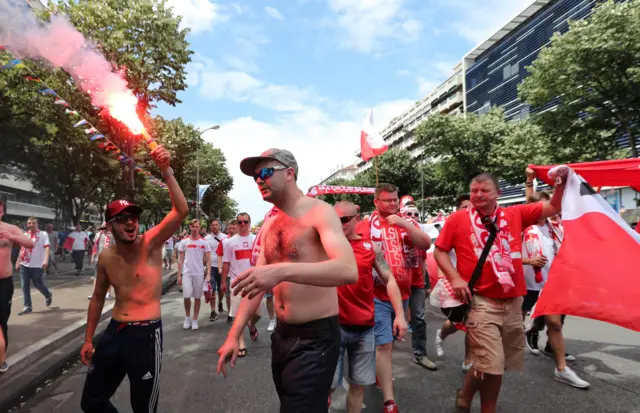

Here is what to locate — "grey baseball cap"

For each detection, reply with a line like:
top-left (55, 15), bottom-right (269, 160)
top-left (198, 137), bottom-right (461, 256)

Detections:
top-left (240, 148), bottom-right (299, 178)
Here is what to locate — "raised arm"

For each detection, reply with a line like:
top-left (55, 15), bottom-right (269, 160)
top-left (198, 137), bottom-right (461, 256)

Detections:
top-left (2, 225), bottom-right (35, 249)
top-left (144, 146), bottom-right (189, 250)
top-left (81, 253), bottom-right (110, 365)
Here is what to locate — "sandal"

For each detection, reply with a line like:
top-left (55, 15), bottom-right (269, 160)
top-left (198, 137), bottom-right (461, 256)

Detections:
top-left (238, 348), bottom-right (247, 358)
top-left (249, 325), bottom-right (259, 341)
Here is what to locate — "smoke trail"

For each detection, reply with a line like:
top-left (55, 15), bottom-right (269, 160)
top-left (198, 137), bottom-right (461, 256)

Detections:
top-left (0, 0), bottom-right (143, 132)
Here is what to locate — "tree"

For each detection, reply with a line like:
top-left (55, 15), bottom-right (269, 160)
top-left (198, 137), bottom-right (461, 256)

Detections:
top-left (519, 0), bottom-right (640, 157)
top-left (414, 108), bottom-right (511, 191)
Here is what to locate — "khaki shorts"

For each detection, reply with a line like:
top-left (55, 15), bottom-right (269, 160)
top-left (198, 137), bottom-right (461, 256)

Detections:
top-left (466, 295), bottom-right (524, 375)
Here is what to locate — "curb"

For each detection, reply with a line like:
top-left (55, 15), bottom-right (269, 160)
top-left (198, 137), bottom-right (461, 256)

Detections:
top-left (0, 270), bottom-right (177, 412)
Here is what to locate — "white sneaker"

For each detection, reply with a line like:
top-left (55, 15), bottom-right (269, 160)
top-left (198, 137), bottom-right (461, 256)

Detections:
top-left (191, 319), bottom-right (199, 330)
top-left (435, 329), bottom-right (445, 357)
top-left (554, 366), bottom-right (590, 389)
top-left (183, 317), bottom-right (191, 330)
top-left (462, 361), bottom-right (473, 372)
top-left (267, 319), bottom-right (276, 332)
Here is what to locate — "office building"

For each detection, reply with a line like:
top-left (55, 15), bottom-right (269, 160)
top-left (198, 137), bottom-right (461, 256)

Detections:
top-left (318, 164), bottom-right (358, 185)
top-left (0, 175), bottom-right (57, 225)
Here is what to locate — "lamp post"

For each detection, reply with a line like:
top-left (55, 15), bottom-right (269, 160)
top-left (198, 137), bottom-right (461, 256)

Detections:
top-left (196, 125), bottom-right (220, 220)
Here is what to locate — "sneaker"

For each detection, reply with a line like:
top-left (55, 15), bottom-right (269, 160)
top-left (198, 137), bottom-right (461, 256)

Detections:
top-left (462, 361), bottom-right (473, 372)
top-left (45, 295), bottom-right (52, 307)
top-left (414, 355), bottom-right (438, 371)
top-left (209, 311), bottom-right (218, 322)
top-left (218, 304), bottom-right (224, 313)
top-left (0, 361), bottom-right (8, 373)
top-left (407, 325), bottom-right (413, 334)
top-left (383, 399), bottom-right (399, 412)
top-left (554, 366), bottom-right (590, 389)
top-left (227, 315), bottom-right (233, 324)
top-left (267, 319), bottom-right (276, 332)
top-left (18, 307), bottom-right (32, 316)
top-left (526, 329), bottom-right (540, 355)
top-left (191, 320), bottom-right (199, 331)
top-left (435, 329), bottom-right (445, 357)
top-left (183, 317), bottom-right (191, 330)
top-left (87, 295), bottom-right (92, 300)
top-left (543, 343), bottom-right (575, 361)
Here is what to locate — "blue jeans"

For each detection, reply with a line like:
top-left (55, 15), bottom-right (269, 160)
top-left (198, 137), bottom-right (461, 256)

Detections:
top-left (331, 326), bottom-right (376, 388)
top-left (409, 286), bottom-right (427, 357)
top-left (20, 266), bottom-right (52, 309)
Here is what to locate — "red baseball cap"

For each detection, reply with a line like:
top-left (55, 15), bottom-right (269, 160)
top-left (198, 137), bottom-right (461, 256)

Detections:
top-left (105, 199), bottom-right (143, 222)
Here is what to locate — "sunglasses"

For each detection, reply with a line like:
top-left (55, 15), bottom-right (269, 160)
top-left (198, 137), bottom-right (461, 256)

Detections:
top-left (340, 215), bottom-right (358, 224)
top-left (254, 166), bottom-right (288, 182)
top-left (237, 220), bottom-right (250, 225)
top-left (405, 212), bottom-right (419, 218)
top-left (109, 214), bottom-right (139, 225)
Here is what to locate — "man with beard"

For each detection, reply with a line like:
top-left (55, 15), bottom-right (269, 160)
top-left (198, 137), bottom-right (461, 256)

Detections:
top-left (217, 148), bottom-right (357, 413)
top-left (80, 146), bottom-right (188, 413)
top-left (355, 184), bottom-right (432, 413)
top-left (0, 201), bottom-right (35, 372)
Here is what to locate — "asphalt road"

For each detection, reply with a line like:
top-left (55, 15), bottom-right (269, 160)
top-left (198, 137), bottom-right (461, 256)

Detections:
top-left (9, 287), bottom-right (640, 412)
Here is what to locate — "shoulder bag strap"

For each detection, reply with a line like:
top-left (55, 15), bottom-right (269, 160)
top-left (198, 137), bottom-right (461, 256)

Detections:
top-left (468, 217), bottom-right (498, 291)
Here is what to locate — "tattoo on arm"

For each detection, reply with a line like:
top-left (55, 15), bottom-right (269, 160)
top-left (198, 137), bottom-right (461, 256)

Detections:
top-left (375, 249), bottom-right (391, 274)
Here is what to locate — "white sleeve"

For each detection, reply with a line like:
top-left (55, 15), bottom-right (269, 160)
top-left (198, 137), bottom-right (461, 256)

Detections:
top-left (42, 232), bottom-right (50, 247)
top-left (204, 240), bottom-right (211, 252)
top-left (223, 240), bottom-right (232, 263)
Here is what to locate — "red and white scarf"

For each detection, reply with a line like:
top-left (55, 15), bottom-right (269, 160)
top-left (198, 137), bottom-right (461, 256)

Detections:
top-left (368, 211), bottom-right (414, 284)
top-left (468, 206), bottom-right (515, 292)
top-left (547, 219), bottom-right (563, 254)
top-left (251, 207), bottom-right (279, 266)
top-left (524, 226), bottom-right (544, 283)
top-left (21, 230), bottom-right (40, 265)
top-left (92, 230), bottom-right (112, 256)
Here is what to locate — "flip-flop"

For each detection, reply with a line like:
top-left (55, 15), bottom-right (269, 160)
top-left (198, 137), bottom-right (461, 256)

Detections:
top-left (238, 348), bottom-right (247, 358)
top-left (249, 325), bottom-right (259, 341)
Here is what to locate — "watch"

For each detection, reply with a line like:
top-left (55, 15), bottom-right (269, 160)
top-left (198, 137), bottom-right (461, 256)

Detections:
top-left (161, 167), bottom-right (174, 179)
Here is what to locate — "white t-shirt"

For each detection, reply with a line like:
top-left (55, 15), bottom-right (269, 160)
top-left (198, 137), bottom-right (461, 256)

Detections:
top-left (223, 234), bottom-right (256, 281)
top-left (165, 237), bottom-right (175, 250)
top-left (523, 225), bottom-right (555, 291)
top-left (69, 231), bottom-right (89, 251)
top-left (205, 232), bottom-right (227, 261)
top-left (21, 230), bottom-right (50, 268)
top-left (178, 237), bottom-right (211, 276)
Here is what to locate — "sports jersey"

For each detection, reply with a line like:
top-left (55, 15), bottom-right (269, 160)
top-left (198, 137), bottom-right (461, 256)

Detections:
top-left (178, 237), bottom-right (211, 276)
top-left (337, 238), bottom-right (376, 326)
top-left (21, 230), bottom-right (50, 268)
top-left (223, 234), bottom-right (256, 281)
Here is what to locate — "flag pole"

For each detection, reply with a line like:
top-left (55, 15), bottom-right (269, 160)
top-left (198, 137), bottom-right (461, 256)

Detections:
top-left (375, 156), bottom-right (379, 186)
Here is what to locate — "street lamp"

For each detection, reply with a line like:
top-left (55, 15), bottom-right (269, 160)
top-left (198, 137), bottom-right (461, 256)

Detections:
top-left (196, 125), bottom-right (220, 220)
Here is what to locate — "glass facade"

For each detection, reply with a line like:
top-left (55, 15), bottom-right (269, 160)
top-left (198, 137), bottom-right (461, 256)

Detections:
top-left (465, 0), bottom-right (599, 120)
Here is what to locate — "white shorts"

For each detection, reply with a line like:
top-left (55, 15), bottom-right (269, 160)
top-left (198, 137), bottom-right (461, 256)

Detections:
top-left (230, 293), bottom-right (265, 318)
top-left (182, 273), bottom-right (204, 299)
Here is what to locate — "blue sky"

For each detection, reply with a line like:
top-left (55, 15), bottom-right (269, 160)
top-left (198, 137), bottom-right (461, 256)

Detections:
top-left (156, 0), bottom-right (534, 220)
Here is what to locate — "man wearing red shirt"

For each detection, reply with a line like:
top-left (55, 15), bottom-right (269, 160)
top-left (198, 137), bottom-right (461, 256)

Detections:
top-left (356, 183), bottom-right (431, 413)
top-left (434, 172), bottom-right (567, 413)
top-left (331, 201), bottom-right (406, 413)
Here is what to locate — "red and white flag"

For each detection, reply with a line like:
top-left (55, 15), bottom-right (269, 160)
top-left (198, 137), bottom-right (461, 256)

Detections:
top-left (360, 109), bottom-right (388, 161)
top-left (533, 166), bottom-right (640, 332)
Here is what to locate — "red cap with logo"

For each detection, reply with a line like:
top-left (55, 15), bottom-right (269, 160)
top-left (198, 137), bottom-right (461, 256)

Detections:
top-left (105, 199), bottom-right (143, 222)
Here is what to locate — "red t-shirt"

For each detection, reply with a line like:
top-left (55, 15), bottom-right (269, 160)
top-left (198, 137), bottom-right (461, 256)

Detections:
top-left (411, 249), bottom-right (426, 288)
top-left (337, 238), bottom-right (376, 326)
top-left (435, 203), bottom-right (543, 299)
top-left (356, 215), bottom-right (419, 301)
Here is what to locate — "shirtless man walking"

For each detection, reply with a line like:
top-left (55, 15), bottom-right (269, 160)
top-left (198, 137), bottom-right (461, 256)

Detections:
top-left (0, 200), bottom-right (36, 373)
top-left (79, 146), bottom-right (188, 412)
top-left (217, 148), bottom-right (358, 413)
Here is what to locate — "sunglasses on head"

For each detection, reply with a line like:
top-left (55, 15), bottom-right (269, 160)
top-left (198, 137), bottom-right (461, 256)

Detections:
top-left (253, 166), bottom-right (288, 182)
top-left (109, 214), bottom-right (139, 225)
top-left (237, 220), bottom-right (250, 225)
top-left (339, 215), bottom-right (358, 224)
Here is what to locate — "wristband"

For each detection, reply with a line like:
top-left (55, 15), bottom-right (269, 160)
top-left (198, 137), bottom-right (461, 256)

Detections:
top-left (161, 167), bottom-right (174, 179)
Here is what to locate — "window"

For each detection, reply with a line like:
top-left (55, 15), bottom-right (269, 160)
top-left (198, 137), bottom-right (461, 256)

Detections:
top-left (477, 101), bottom-right (491, 115)
top-left (470, 78), bottom-right (478, 88)
top-left (503, 62), bottom-right (519, 80)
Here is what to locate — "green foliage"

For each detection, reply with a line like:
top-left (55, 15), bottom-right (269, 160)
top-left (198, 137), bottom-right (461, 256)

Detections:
top-left (519, 0), bottom-right (640, 157)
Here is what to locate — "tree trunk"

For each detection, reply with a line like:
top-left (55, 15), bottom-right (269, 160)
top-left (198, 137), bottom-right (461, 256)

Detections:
top-left (624, 122), bottom-right (638, 158)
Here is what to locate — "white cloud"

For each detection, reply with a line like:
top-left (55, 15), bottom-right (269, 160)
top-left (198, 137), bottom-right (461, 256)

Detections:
top-left (442, 0), bottom-right (535, 44)
top-left (398, 59), bottom-right (458, 96)
top-left (327, 0), bottom-right (422, 53)
top-left (264, 6), bottom-right (285, 20)
top-left (165, 0), bottom-right (238, 34)
top-left (199, 98), bottom-right (412, 220)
